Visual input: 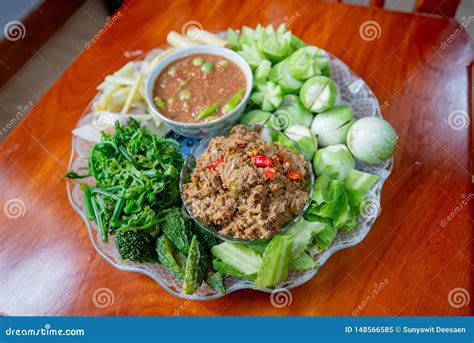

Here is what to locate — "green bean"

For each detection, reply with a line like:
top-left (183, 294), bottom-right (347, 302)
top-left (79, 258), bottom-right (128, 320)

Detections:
top-left (178, 89), bottom-right (192, 101)
top-left (218, 60), bottom-right (229, 67)
top-left (196, 103), bottom-right (219, 121)
top-left (223, 89), bottom-right (245, 113)
top-left (201, 62), bottom-right (214, 73)
top-left (111, 188), bottom-right (126, 224)
top-left (91, 187), bottom-right (119, 200)
top-left (82, 185), bottom-right (95, 221)
top-left (119, 145), bottom-right (140, 169)
top-left (91, 195), bottom-right (108, 243)
top-left (154, 96), bottom-right (165, 109)
top-left (192, 57), bottom-right (204, 66)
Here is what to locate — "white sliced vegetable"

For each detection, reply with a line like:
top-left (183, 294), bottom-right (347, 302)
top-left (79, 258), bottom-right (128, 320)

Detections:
top-left (167, 31), bottom-right (200, 48)
top-left (347, 117), bottom-right (397, 164)
top-left (72, 124), bottom-right (103, 143)
top-left (313, 144), bottom-right (355, 181)
top-left (300, 76), bottom-right (339, 113)
top-left (311, 105), bottom-right (355, 147)
top-left (284, 125), bottom-right (318, 159)
top-left (186, 28), bottom-right (228, 47)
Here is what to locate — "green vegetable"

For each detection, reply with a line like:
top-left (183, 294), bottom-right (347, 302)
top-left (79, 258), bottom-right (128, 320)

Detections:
top-left (115, 230), bottom-right (158, 263)
top-left (82, 185), bottom-right (95, 221)
top-left (238, 43), bottom-right (265, 70)
top-left (258, 24), bottom-right (293, 63)
top-left (178, 89), bottom-right (192, 101)
top-left (290, 252), bottom-right (317, 270)
top-left (226, 28), bottom-right (241, 50)
top-left (311, 105), bottom-right (355, 147)
top-left (272, 95), bottom-right (314, 129)
top-left (61, 171), bottom-right (89, 181)
top-left (182, 236), bottom-right (206, 294)
top-left (289, 46), bottom-right (322, 80)
top-left (291, 35), bottom-right (306, 50)
top-left (344, 169), bottom-right (379, 210)
top-left (254, 59), bottom-right (272, 81)
top-left (239, 110), bottom-right (272, 126)
top-left (91, 194), bottom-right (107, 243)
top-left (223, 89), bottom-right (245, 113)
top-left (218, 60), bottom-right (229, 67)
top-left (196, 103), bottom-right (219, 121)
top-left (246, 241), bottom-right (269, 255)
top-left (212, 259), bottom-right (256, 280)
top-left (283, 125), bottom-right (318, 160)
top-left (211, 242), bottom-right (262, 275)
top-left (269, 58), bottom-right (302, 94)
top-left (254, 235), bottom-right (293, 289)
top-left (154, 96), bottom-right (166, 109)
top-left (250, 81), bottom-right (284, 112)
top-left (192, 225), bottom-right (218, 251)
top-left (347, 117), bottom-right (397, 164)
top-left (158, 208), bottom-right (193, 254)
top-left (313, 144), bottom-right (355, 181)
top-left (156, 235), bottom-right (185, 282)
top-left (200, 62), bottom-right (214, 73)
top-left (313, 222), bottom-right (337, 249)
top-left (206, 272), bottom-right (226, 294)
top-left (300, 76), bottom-right (339, 113)
top-left (192, 57), bottom-right (204, 66)
top-left (286, 219), bottom-right (326, 256)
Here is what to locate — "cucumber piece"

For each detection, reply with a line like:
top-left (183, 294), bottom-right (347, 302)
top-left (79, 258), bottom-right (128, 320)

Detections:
top-left (254, 235), bottom-right (293, 289)
top-left (212, 259), bottom-right (256, 280)
top-left (289, 46), bottom-right (322, 81)
top-left (300, 76), bottom-right (339, 113)
top-left (211, 242), bottom-right (262, 275)
top-left (206, 272), bottom-right (226, 294)
top-left (182, 236), bottom-right (205, 294)
top-left (254, 59), bottom-right (272, 81)
top-left (156, 235), bottom-right (185, 283)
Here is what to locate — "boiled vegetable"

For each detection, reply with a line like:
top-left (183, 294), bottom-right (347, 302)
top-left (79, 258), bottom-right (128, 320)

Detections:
top-left (283, 125), bottom-right (318, 160)
top-left (211, 242), bottom-right (262, 275)
top-left (289, 46), bottom-right (322, 80)
top-left (347, 117), bottom-right (397, 164)
top-left (115, 230), bottom-right (159, 263)
top-left (254, 235), bottom-right (293, 289)
top-left (158, 208), bottom-right (193, 254)
top-left (182, 236), bottom-right (206, 294)
top-left (156, 235), bottom-right (185, 282)
top-left (311, 105), bottom-right (355, 147)
top-left (250, 81), bottom-right (284, 112)
top-left (300, 76), bottom-right (340, 113)
top-left (212, 259), bottom-right (256, 280)
top-left (313, 144), bottom-right (355, 181)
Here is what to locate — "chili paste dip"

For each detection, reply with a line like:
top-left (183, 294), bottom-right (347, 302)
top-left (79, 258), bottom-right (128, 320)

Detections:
top-left (153, 53), bottom-right (246, 123)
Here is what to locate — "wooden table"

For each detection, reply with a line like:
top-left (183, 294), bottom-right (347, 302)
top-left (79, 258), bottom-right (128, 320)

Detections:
top-left (0, 0), bottom-right (472, 316)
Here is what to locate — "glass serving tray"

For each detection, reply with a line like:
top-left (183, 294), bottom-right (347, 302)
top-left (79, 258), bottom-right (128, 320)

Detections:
top-left (66, 42), bottom-right (393, 300)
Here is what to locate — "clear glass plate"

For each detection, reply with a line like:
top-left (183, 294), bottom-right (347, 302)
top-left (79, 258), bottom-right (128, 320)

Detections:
top-left (66, 43), bottom-right (393, 300)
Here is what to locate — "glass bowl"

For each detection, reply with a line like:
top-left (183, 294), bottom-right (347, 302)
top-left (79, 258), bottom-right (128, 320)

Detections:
top-left (179, 124), bottom-right (315, 243)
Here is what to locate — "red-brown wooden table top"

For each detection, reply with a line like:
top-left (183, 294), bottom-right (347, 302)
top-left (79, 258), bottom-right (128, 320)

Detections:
top-left (0, 0), bottom-right (472, 316)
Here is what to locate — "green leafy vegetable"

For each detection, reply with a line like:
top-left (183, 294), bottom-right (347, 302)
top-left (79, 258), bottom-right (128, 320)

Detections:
top-left (158, 208), bottom-right (193, 254)
top-left (254, 235), bottom-right (293, 289)
top-left (313, 144), bottom-right (355, 181)
top-left (290, 252), bottom-right (317, 270)
top-left (206, 272), bottom-right (226, 294)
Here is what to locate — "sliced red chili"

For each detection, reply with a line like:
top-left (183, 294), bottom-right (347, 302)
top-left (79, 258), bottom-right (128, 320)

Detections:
top-left (285, 170), bottom-right (303, 180)
top-left (251, 155), bottom-right (273, 168)
top-left (207, 159), bottom-right (224, 170)
top-left (264, 168), bottom-right (277, 181)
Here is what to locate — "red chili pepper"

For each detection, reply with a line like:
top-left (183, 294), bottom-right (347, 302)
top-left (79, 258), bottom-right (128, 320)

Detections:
top-left (264, 168), bottom-right (277, 181)
top-left (285, 170), bottom-right (303, 180)
top-left (207, 159), bottom-right (224, 170)
top-left (251, 155), bottom-right (273, 167)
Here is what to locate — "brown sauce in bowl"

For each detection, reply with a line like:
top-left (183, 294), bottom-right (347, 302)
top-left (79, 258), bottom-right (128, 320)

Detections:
top-left (153, 53), bottom-right (246, 123)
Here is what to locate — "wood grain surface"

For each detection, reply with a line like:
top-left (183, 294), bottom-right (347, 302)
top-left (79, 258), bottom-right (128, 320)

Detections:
top-left (0, 0), bottom-right (472, 316)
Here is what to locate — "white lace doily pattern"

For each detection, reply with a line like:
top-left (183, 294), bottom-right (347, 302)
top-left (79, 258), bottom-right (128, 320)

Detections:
top-left (66, 47), bottom-right (393, 300)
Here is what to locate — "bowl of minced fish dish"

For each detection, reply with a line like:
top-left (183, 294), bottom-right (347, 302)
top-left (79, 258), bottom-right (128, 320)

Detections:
top-left (181, 124), bottom-right (314, 241)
